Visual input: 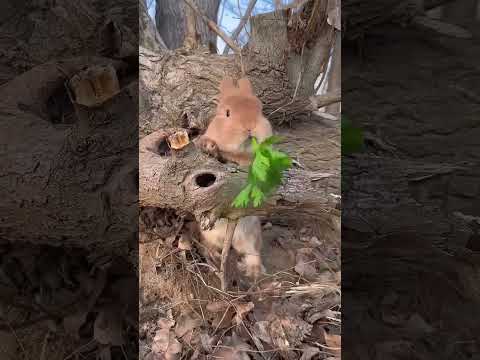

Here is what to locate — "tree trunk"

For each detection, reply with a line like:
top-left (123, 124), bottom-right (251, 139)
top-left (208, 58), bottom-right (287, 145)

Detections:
top-left (326, 30), bottom-right (341, 114)
top-left (285, 0), bottom-right (334, 97)
top-left (140, 0), bottom-right (167, 51)
top-left (139, 2), bottom-right (341, 234)
top-left (156, 0), bottom-right (220, 51)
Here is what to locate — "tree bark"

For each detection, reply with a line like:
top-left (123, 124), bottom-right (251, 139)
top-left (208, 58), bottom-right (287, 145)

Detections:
top-left (156, 0), bottom-right (220, 51)
top-left (140, 0), bottom-right (167, 51)
top-left (0, 58), bottom-right (138, 254)
top-left (139, 131), bottom-right (340, 228)
top-left (443, 0), bottom-right (478, 24)
top-left (343, 155), bottom-right (477, 245)
top-left (0, 0), bottom-right (139, 255)
top-left (140, 4), bottom-right (340, 135)
top-left (326, 30), bottom-right (341, 114)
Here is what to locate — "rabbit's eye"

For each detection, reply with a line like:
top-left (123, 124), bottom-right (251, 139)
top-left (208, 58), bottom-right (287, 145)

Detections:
top-left (226, 109), bottom-right (230, 117)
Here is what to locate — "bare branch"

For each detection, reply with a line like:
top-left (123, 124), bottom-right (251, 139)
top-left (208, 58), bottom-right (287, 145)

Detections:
top-left (310, 91), bottom-right (341, 109)
top-left (184, 0), bottom-right (241, 54)
top-left (223, 0), bottom-right (257, 55)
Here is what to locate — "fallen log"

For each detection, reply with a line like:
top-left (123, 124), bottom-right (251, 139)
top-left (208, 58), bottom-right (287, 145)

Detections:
top-left (139, 130), bottom-right (340, 228)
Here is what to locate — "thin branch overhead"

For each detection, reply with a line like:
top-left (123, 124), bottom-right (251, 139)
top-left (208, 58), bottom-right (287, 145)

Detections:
top-left (223, 0), bottom-right (257, 55)
top-left (184, 0), bottom-right (242, 54)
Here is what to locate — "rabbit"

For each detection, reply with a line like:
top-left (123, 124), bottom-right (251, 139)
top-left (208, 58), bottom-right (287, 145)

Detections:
top-left (196, 77), bottom-right (273, 165)
top-left (194, 77), bottom-right (273, 279)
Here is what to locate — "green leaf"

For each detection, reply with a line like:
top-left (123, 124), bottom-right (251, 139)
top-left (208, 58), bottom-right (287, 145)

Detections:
top-left (232, 184), bottom-right (253, 208)
top-left (233, 136), bottom-right (293, 208)
top-left (260, 135), bottom-right (283, 146)
top-left (251, 137), bottom-right (259, 152)
top-left (342, 116), bottom-right (364, 155)
top-left (270, 150), bottom-right (292, 168)
top-left (251, 185), bottom-right (265, 207)
top-left (251, 149), bottom-right (270, 182)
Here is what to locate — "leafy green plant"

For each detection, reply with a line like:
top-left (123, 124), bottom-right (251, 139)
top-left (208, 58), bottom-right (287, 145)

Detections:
top-left (342, 116), bottom-right (364, 155)
top-left (341, 116), bottom-right (364, 192)
top-left (232, 136), bottom-right (292, 208)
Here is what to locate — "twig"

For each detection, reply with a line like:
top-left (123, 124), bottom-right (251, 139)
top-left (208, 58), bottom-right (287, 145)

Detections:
top-left (220, 219), bottom-right (237, 291)
top-left (223, 0), bottom-right (258, 55)
top-left (183, 0), bottom-right (242, 54)
top-left (309, 92), bottom-right (341, 109)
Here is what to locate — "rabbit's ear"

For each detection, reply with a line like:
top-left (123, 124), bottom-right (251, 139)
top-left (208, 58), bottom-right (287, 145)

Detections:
top-left (238, 77), bottom-right (254, 96)
top-left (219, 77), bottom-right (236, 98)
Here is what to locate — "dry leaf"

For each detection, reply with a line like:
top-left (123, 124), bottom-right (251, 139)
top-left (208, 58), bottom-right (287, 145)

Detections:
top-left (167, 130), bottom-right (190, 150)
top-left (152, 328), bottom-right (182, 360)
top-left (324, 332), bottom-right (341, 357)
top-left (200, 332), bottom-right (214, 353)
top-left (63, 310), bottom-right (88, 338)
top-left (174, 311), bottom-right (201, 338)
top-left (295, 248), bottom-right (317, 279)
top-left (269, 316), bottom-right (312, 351)
top-left (234, 302), bottom-right (254, 325)
top-left (157, 318), bottom-right (175, 329)
top-left (309, 236), bottom-right (323, 247)
top-left (206, 301), bottom-right (229, 313)
top-left (211, 307), bottom-right (235, 329)
top-left (177, 234), bottom-right (192, 250)
top-left (252, 321), bottom-right (271, 344)
top-left (300, 344), bottom-right (320, 360)
top-left (94, 309), bottom-right (124, 346)
top-left (152, 328), bottom-right (171, 353)
top-left (212, 333), bottom-right (252, 360)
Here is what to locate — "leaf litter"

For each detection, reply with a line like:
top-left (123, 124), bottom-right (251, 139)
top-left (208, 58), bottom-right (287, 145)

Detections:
top-left (140, 214), bottom-right (341, 360)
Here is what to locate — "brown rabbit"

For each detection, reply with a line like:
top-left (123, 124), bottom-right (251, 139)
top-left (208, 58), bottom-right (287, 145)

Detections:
top-left (196, 77), bottom-right (273, 166)
top-left (194, 77), bottom-right (273, 279)
top-left (187, 216), bottom-right (264, 279)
